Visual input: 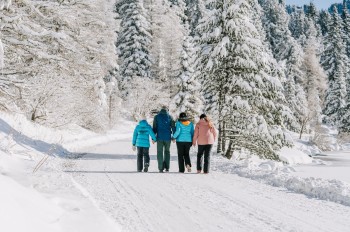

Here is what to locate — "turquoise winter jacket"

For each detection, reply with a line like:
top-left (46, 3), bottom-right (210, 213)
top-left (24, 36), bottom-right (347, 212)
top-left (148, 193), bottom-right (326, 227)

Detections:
top-left (132, 120), bottom-right (157, 148)
top-left (173, 121), bottom-right (194, 142)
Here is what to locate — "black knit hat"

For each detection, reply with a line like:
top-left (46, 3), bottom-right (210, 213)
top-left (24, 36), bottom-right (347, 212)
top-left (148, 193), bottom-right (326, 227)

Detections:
top-left (200, 114), bottom-right (207, 119)
top-left (179, 112), bottom-right (189, 121)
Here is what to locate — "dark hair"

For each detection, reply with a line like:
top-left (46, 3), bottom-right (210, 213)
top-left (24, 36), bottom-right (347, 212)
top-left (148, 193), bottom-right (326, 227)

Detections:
top-left (179, 112), bottom-right (187, 119)
top-left (200, 114), bottom-right (207, 119)
top-left (179, 112), bottom-right (188, 121)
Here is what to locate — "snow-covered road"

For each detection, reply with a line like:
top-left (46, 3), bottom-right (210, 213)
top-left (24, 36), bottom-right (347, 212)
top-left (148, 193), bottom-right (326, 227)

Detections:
top-left (66, 138), bottom-right (350, 232)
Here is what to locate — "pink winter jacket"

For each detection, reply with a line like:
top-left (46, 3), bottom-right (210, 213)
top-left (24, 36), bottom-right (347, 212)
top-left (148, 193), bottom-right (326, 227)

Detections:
top-left (193, 120), bottom-right (217, 146)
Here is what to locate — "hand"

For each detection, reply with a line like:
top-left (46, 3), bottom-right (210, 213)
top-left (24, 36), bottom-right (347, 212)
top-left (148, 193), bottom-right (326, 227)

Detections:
top-left (172, 139), bottom-right (176, 143)
top-left (132, 146), bottom-right (136, 151)
top-left (192, 143), bottom-right (196, 147)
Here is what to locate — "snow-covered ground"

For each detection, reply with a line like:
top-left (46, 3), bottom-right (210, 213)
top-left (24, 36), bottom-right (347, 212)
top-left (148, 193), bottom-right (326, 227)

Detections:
top-left (2, 112), bottom-right (350, 231)
top-left (0, 113), bottom-right (123, 232)
top-left (292, 151), bottom-right (350, 183)
top-left (68, 138), bottom-right (350, 232)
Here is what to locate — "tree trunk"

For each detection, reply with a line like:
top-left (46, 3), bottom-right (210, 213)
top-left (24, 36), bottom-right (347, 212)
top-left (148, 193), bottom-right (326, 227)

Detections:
top-left (224, 139), bottom-right (233, 159)
top-left (299, 118), bottom-right (308, 139)
top-left (31, 109), bottom-right (36, 122)
top-left (109, 95), bottom-right (112, 124)
top-left (222, 120), bottom-right (226, 153)
top-left (217, 121), bottom-right (222, 154)
top-left (217, 88), bottom-right (223, 154)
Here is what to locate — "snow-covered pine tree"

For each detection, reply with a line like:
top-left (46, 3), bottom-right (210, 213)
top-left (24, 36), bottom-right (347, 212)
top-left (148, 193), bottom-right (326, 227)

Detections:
top-left (339, 89), bottom-right (350, 133)
top-left (322, 6), bottom-right (348, 125)
top-left (319, 10), bottom-right (331, 36)
top-left (185, 0), bottom-right (206, 36)
top-left (172, 35), bottom-right (203, 119)
top-left (342, 0), bottom-right (350, 58)
top-left (339, 1), bottom-right (350, 133)
top-left (289, 9), bottom-right (308, 44)
top-left (260, 0), bottom-right (306, 132)
top-left (116, 0), bottom-right (152, 96)
top-left (197, 0), bottom-right (292, 160)
top-left (148, 0), bottom-right (185, 109)
top-left (304, 2), bottom-right (323, 40)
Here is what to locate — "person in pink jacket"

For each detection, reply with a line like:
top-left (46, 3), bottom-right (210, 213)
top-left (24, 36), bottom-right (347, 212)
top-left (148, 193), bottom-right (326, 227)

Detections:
top-left (192, 114), bottom-right (217, 174)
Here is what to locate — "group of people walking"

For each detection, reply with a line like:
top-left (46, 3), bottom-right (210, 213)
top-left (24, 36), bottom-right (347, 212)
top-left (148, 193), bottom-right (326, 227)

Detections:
top-left (132, 106), bottom-right (217, 174)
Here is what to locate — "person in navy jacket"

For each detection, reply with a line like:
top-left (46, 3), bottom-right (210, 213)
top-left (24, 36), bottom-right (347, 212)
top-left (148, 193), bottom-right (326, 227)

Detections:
top-left (153, 106), bottom-right (176, 172)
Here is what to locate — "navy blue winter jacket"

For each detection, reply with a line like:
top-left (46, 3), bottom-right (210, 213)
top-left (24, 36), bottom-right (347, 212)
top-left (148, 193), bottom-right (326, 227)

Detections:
top-left (152, 109), bottom-right (175, 141)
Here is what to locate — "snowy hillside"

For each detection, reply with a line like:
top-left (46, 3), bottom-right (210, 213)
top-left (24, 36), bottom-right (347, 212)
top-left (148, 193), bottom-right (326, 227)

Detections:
top-left (0, 112), bottom-right (124, 232)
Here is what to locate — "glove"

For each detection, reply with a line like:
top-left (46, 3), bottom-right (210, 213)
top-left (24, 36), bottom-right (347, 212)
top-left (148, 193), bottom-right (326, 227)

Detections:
top-left (132, 146), bottom-right (136, 151)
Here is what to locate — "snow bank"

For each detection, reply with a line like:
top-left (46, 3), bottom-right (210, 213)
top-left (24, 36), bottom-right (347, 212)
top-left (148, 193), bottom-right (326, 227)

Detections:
top-left (278, 147), bottom-right (313, 165)
top-left (213, 155), bottom-right (350, 207)
top-left (0, 112), bottom-right (135, 158)
top-left (0, 112), bottom-right (124, 232)
top-left (0, 173), bottom-right (63, 232)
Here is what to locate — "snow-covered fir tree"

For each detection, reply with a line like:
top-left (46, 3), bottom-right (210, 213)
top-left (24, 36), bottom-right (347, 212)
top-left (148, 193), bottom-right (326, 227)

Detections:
top-left (172, 35), bottom-right (203, 119)
top-left (322, 6), bottom-right (348, 125)
top-left (149, 0), bottom-right (185, 100)
top-left (116, 0), bottom-right (152, 96)
top-left (342, 0), bottom-right (350, 58)
top-left (289, 8), bottom-right (308, 45)
top-left (197, 0), bottom-right (292, 160)
top-left (185, 0), bottom-right (206, 36)
top-left (260, 0), bottom-right (307, 132)
top-left (339, 1), bottom-right (350, 133)
top-left (319, 10), bottom-right (332, 36)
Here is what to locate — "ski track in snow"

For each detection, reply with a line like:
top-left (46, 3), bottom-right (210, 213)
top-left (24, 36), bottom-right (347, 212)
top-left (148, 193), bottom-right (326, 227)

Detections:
top-left (65, 139), bottom-right (350, 232)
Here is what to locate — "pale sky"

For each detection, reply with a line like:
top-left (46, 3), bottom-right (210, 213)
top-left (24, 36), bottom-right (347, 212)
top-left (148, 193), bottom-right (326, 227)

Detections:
top-left (285, 0), bottom-right (343, 10)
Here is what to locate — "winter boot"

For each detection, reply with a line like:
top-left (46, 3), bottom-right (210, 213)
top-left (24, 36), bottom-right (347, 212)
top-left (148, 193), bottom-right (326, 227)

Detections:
top-left (144, 163), bottom-right (149, 172)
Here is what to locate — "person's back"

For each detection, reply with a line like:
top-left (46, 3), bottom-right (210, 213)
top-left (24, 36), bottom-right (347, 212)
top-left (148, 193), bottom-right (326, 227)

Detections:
top-left (173, 121), bottom-right (194, 142)
top-left (153, 107), bottom-right (175, 172)
top-left (133, 120), bottom-right (156, 148)
top-left (192, 114), bottom-right (216, 174)
top-left (173, 112), bottom-right (194, 173)
top-left (153, 109), bottom-right (174, 141)
top-left (194, 119), bottom-right (216, 145)
top-left (132, 120), bottom-right (156, 172)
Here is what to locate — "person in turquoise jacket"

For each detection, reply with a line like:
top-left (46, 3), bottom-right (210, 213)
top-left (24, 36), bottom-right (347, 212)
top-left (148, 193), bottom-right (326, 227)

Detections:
top-left (172, 112), bottom-right (194, 173)
top-left (132, 119), bottom-right (157, 172)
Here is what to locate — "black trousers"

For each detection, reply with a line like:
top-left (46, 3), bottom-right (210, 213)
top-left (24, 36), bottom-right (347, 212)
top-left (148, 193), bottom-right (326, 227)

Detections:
top-left (176, 142), bottom-right (192, 172)
top-left (197, 145), bottom-right (213, 173)
top-left (137, 147), bottom-right (150, 171)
